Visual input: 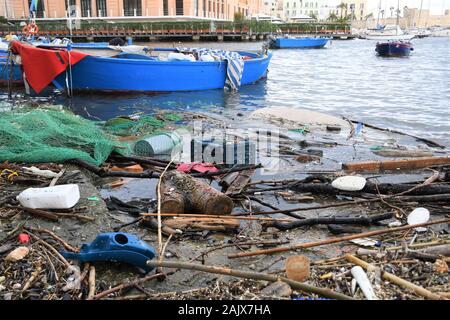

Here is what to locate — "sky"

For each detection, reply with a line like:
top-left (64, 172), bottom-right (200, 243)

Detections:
top-left (366, 0), bottom-right (449, 15)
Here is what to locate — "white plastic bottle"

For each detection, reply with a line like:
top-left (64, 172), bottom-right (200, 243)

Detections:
top-left (17, 184), bottom-right (80, 209)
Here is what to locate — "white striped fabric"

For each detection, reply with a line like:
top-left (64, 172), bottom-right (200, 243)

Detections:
top-left (176, 48), bottom-right (245, 91)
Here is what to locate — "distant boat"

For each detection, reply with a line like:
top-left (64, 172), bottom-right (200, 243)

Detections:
top-left (375, 41), bottom-right (414, 57)
top-left (8, 42), bottom-right (272, 93)
top-left (364, 25), bottom-right (415, 41)
top-left (408, 28), bottom-right (431, 38)
top-left (269, 36), bottom-right (331, 49)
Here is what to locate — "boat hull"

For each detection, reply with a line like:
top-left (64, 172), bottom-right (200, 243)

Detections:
top-left (0, 53), bottom-right (23, 85)
top-left (54, 51), bottom-right (272, 92)
top-left (375, 42), bottom-right (414, 57)
top-left (271, 37), bottom-right (330, 49)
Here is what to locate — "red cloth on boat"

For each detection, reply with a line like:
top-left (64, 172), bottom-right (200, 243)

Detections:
top-left (10, 41), bottom-right (88, 93)
top-left (177, 162), bottom-right (219, 174)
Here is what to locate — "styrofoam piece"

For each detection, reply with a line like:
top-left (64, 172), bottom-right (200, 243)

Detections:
top-left (331, 176), bottom-right (367, 191)
top-left (350, 237), bottom-right (379, 247)
top-left (407, 208), bottom-right (430, 232)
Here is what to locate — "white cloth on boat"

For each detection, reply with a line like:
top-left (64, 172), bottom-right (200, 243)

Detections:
top-left (0, 41), bottom-right (8, 51)
top-left (199, 54), bottom-right (215, 62)
top-left (167, 52), bottom-right (196, 61)
top-left (108, 45), bottom-right (151, 55)
top-left (176, 47), bottom-right (245, 91)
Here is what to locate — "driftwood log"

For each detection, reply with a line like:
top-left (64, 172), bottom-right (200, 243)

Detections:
top-left (160, 171), bottom-right (234, 215)
top-left (343, 157), bottom-right (450, 172)
top-left (163, 217), bottom-right (240, 232)
top-left (272, 212), bottom-right (393, 231)
top-left (290, 181), bottom-right (450, 196)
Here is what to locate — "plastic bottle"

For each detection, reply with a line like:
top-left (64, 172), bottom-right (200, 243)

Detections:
top-left (134, 132), bottom-right (182, 156)
top-left (17, 184), bottom-right (80, 209)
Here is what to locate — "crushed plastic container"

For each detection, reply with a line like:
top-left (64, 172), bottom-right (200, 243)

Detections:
top-left (17, 184), bottom-right (80, 209)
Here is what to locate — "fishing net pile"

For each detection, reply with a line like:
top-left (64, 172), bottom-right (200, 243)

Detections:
top-left (0, 107), bottom-right (182, 165)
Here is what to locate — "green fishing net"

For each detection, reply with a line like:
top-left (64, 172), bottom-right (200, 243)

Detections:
top-left (0, 107), bottom-right (125, 165)
top-left (0, 107), bottom-right (183, 165)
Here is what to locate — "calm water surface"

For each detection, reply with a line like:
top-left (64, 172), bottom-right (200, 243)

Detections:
top-left (2, 37), bottom-right (449, 144)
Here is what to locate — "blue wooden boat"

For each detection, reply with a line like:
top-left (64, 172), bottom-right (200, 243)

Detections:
top-left (0, 52), bottom-right (23, 85)
top-left (52, 49), bottom-right (272, 93)
top-left (375, 41), bottom-right (414, 57)
top-left (270, 37), bottom-right (331, 49)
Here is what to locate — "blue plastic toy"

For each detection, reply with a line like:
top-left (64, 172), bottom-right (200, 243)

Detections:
top-left (61, 232), bottom-right (156, 273)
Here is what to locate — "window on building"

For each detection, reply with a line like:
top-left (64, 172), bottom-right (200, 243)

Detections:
top-left (65, 0), bottom-right (76, 16)
top-left (96, 0), bottom-right (107, 17)
top-left (123, 0), bottom-right (142, 16)
top-left (80, 0), bottom-right (91, 17)
top-left (176, 0), bottom-right (184, 15)
top-left (164, 0), bottom-right (169, 15)
top-left (29, 0), bottom-right (45, 18)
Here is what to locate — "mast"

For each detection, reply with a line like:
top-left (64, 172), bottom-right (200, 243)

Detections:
top-left (376, 0), bottom-right (382, 27)
top-left (417, 0), bottom-right (424, 27)
top-left (396, 0), bottom-right (400, 35)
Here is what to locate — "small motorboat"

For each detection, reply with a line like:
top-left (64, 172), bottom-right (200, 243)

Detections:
top-left (269, 36), bottom-right (331, 49)
top-left (363, 25), bottom-right (415, 41)
top-left (8, 41), bottom-right (272, 94)
top-left (375, 41), bottom-right (414, 57)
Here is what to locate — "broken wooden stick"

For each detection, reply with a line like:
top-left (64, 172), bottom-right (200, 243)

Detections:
top-left (344, 254), bottom-right (446, 300)
top-left (70, 158), bottom-right (160, 179)
top-left (18, 206), bottom-right (60, 221)
top-left (343, 157), bottom-right (450, 172)
top-left (227, 218), bottom-right (450, 259)
top-left (87, 272), bottom-right (167, 300)
top-left (24, 226), bottom-right (79, 252)
top-left (146, 260), bottom-right (354, 300)
top-left (140, 213), bottom-right (293, 222)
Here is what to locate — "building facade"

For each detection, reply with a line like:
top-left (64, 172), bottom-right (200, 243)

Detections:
top-left (0, 0), bottom-right (263, 21)
top-left (282, 1), bottom-right (340, 21)
top-left (261, 0), bottom-right (283, 19)
top-left (334, 1), bottom-right (368, 20)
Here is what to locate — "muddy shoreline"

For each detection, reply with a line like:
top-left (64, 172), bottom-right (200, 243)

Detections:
top-left (0, 107), bottom-right (448, 300)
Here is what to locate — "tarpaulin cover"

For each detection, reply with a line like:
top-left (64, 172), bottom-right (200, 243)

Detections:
top-left (10, 41), bottom-right (88, 93)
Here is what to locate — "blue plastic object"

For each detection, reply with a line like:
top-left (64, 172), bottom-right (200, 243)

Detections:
top-left (61, 232), bottom-right (156, 273)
